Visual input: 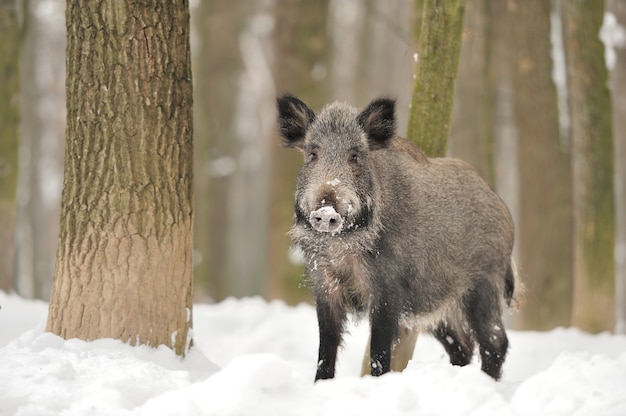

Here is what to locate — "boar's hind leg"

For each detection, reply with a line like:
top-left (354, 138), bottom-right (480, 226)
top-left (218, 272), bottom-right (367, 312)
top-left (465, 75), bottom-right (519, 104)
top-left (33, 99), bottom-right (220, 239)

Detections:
top-left (464, 280), bottom-right (509, 380)
top-left (431, 321), bottom-right (474, 367)
top-left (315, 299), bottom-right (346, 381)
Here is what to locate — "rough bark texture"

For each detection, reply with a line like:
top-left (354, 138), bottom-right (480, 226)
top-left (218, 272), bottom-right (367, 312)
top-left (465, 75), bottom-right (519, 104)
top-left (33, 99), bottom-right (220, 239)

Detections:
top-left (406, 0), bottom-right (465, 156)
top-left (0, 0), bottom-right (21, 291)
top-left (508, 0), bottom-right (572, 330)
top-left (47, 1), bottom-right (194, 356)
top-left (562, 0), bottom-right (615, 332)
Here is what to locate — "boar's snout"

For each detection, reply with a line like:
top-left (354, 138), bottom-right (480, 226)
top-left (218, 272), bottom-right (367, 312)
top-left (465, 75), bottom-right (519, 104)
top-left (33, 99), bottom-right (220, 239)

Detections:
top-left (309, 206), bottom-right (344, 233)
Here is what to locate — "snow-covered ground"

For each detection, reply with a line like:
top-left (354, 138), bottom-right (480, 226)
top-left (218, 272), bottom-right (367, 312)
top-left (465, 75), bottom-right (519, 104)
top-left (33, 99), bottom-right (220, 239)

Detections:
top-left (1, 291), bottom-right (625, 415)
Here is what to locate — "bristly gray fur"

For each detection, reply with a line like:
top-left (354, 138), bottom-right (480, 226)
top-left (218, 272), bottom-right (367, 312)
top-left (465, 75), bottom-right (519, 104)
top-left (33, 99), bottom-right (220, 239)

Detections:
top-left (276, 94), bottom-right (518, 382)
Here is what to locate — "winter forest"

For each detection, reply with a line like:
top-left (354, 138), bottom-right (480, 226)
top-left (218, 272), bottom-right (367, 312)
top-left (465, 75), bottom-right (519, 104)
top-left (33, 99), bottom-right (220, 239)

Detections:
top-left (1, 0), bottom-right (626, 414)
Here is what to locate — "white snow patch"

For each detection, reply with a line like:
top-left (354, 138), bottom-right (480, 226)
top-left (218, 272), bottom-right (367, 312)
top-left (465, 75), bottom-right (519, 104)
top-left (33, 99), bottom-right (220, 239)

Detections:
top-left (206, 156), bottom-right (236, 178)
top-left (600, 12), bottom-right (626, 71)
top-left (550, 8), bottom-right (570, 145)
top-left (327, 178), bottom-right (341, 187)
top-left (2, 292), bottom-right (626, 415)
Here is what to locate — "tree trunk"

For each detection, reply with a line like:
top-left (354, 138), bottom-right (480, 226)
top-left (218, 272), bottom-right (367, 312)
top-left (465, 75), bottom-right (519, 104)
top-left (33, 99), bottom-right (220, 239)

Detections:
top-left (562, 0), bottom-right (615, 333)
top-left (406, 0), bottom-right (465, 156)
top-left (268, 0), bottom-right (330, 304)
top-left (448, 0), bottom-right (493, 185)
top-left (15, 0), bottom-right (65, 301)
top-left (605, 0), bottom-right (626, 334)
top-left (329, 0), bottom-right (365, 104)
top-left (364, 0), bottom-right (413, 130)
top-left (0, 0), bottom-right (21, 292)
top-left (47, 0), bottom-right (194, 356)
top-left (508, 0), bottom-right (573, 330)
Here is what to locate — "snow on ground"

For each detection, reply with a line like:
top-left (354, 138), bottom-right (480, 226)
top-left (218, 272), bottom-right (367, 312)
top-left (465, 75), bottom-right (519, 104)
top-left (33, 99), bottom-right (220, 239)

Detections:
top-left (1, 291), bottom-right (626, 416)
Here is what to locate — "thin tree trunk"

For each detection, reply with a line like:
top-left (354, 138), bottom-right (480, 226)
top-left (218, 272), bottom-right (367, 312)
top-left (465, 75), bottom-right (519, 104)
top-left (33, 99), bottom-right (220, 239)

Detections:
top-left (448, 0), bottom-right (493, 185)
top-left (47, 1), bottom-right (194, 356)
top-left (0, 0), bottom-right (21, 292)
top-left (15, 0), bottom-right (65, 301)
top-left (562, 0), bottom-right (615, 332)
top-left (605, 0), bottom-right (626, 334)
top-left (329, 0), bottom-right (365, 104)
top-left (508, 0), bottom-right (572, 330)
top-left (364, 0), bottom-right (413, 129)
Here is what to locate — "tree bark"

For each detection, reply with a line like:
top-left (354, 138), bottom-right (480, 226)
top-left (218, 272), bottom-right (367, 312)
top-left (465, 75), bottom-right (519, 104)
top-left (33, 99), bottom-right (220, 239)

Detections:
top-left (0, 0), bottom-right (21, 292)
top-left (47, 0), bottom-right (194, 356)
top-left (606, 0), bottom-right (626, 334)
top-left (562, 0), bottom-right (615, 332)
top-left (406, 0), bottom-right (465, 156)
top-left (508, 0), bottom-right (573, 330)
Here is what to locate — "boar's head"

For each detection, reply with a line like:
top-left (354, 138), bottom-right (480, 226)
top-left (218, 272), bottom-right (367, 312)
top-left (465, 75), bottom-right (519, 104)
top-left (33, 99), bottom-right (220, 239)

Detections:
top-left (277, 94), bottom-right (395, 235)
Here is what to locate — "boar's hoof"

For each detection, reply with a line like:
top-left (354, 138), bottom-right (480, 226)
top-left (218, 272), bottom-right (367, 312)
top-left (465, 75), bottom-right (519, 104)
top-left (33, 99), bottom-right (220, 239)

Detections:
top-left (309, 206), bottom-right (343, 233)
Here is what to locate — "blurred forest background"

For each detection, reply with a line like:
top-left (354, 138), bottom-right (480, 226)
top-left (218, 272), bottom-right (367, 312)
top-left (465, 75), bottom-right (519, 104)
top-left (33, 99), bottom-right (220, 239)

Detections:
top-left (0, 0), bottom-right (625, 333)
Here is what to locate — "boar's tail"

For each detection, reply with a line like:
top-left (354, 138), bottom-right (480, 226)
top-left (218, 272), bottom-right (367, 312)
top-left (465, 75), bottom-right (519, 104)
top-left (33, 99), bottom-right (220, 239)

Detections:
top-left (504, 258), bottom-right (524, 309)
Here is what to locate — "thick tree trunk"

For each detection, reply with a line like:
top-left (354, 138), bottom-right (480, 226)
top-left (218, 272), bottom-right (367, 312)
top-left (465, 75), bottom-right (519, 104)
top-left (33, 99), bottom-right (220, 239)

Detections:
top-left (47, 1), bottom-right (194, 356)
top-left (562, 0), bottom-right (615, 332)
top-left (0, 0), bottom-right (21, 292)
top-left (508, 0), bottom-right (572, 330)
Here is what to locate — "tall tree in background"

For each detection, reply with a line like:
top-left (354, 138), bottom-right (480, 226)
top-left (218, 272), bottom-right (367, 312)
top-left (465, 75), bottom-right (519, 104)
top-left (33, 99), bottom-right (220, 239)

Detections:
top-left (406, 0), bottom-right (465, 155)
top-left (268, 0), bottom-right (330, 303)
top-left (194, 1), bottom-right (275, 301)
top-left (15, 0), bottom-right (65, 300)
top-left (362, 0), bottom-right (466, 374)
top-left (47, 1), bottom-right (194, 356)
top-left (192, 0), bottom-right (233, 300)
top-left (508, 0), bottom-right (572, 330)
top-left (0, 0), bottom-right (21, 291)
top-left (562, 0), bottom-right (615, 332)
top-left (448, 0), bottom-right (493, 184)
top-left (606, 0), bottom-right (626, 334)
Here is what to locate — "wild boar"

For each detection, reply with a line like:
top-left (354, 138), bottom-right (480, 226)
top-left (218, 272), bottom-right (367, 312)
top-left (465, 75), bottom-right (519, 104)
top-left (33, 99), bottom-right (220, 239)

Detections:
top-left (276, 94), bottom-right (517, 381)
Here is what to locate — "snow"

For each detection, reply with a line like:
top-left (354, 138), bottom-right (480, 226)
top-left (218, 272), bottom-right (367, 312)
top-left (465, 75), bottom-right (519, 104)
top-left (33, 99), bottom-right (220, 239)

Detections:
top-left (600, 12), bottom-right (626, 71)
top-left (2, 292), bottom-right (626, 415)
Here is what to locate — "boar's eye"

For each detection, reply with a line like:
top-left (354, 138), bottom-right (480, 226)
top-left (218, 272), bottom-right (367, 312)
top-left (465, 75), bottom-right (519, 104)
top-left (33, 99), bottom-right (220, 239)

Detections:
top-left (307, 149), bottom-right (318, 163)
top-left (348, 150), bottom-right (359, 165)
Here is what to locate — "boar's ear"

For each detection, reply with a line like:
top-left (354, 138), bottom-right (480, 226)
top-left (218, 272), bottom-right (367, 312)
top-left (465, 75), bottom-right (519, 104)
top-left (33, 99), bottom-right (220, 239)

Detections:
top-left (357, 98), bottom-right (396, 149)
top-left (276, 94), bottom-right (316, 149)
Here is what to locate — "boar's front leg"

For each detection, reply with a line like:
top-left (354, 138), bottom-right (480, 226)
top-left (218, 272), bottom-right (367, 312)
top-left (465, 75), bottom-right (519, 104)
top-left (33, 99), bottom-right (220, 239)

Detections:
top-left (315, 298), bottom-right (346, 381)
top-left (369, 303), bottom-right (398, 376)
